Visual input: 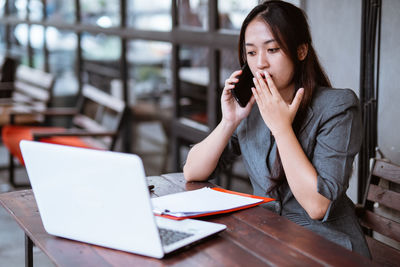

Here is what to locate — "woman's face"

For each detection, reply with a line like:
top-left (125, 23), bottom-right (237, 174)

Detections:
top-left (244, 18), bottom-right (295, 94)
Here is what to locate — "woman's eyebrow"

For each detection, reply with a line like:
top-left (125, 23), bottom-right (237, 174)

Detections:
top-left (245, 39), bottom-right (276, 47)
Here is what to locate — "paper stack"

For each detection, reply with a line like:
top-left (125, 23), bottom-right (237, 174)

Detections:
top-left (151, 187), bottom-right (274, 220)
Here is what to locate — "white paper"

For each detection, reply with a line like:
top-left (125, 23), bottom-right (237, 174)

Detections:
top-left (151, 187), bottom-right (262, 217)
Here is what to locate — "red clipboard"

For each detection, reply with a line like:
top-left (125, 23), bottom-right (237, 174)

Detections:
top-left (155, 187), bottom-right (275, 220)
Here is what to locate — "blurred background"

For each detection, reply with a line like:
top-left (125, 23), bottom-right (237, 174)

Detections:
top-left (0, 0), bottom-right (399, 265)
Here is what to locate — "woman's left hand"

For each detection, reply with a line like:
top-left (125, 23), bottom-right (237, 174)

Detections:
top-left (252, 71), bottom-right (304, 135)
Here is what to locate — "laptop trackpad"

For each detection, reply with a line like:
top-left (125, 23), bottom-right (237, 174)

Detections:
top-left (155, 217), bottom-right (226, 253)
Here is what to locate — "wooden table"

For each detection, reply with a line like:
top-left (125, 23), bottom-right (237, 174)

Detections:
top-left (0, 173), bottom-right (376, 267)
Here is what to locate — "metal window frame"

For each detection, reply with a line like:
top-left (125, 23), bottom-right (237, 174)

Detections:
top-left (0, 0), bottom-right (239, 162)
top-left (358, 0), bottom-right (381, 203)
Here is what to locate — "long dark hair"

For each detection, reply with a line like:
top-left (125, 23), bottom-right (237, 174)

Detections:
top-left (238, 1), bottom-right (331, 196)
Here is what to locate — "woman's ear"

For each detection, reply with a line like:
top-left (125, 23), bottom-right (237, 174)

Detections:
top-left (297, 44), bottom-right (308, 61)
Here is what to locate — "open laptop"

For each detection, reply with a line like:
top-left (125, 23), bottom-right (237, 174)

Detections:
top-left (19, 140), bottom-right (226, 259)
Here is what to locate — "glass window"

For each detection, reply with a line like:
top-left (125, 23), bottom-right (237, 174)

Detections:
top-left (81, 33), bottom-right (121, 61)
top-left (126, 40), bottom-right (172, 160)
top-left (178, 45), bottom-right (209, 129)
top-left (0, 25), bottom-right (5, 53)
top-left (47, 28), bottom-right (78, 96)
top-left (8, 0), bottom-right (27, 19)
top-left (218, 0), bottom-right (258, 31)
top-left (127, 40), bottom-right (172, 106)
top-left (178, 0), bottom-right (208, 30)
top-left (47, 0), bottom-right (75, 23)
top-left (81, 33), bottom-right (121, 91)
top-left (11, 24), bottom-right (29, 65)
top-left (80, 0), bottom-right (120, 28)
top-left (0, 0), bottom-right (5, 17)
top-left (30, 24), bottom-right (44, 69)
top-left (28, 0), bottom-right (43, 21)
top-left (127, 0), bottom-right (171, 31)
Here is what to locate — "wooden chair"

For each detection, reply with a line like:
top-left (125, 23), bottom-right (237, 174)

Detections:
top-left (357, 158), bottom-right (400, 266)
top-left (0, 64), bottom-right (55, 184)
top-left (2, 84), bottom-right (127, 187)
top-left (0, 64), bottom-right (55, 126)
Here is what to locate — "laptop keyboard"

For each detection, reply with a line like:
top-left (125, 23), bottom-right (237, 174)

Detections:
top-left (158, 228), bottom-right (194, 246)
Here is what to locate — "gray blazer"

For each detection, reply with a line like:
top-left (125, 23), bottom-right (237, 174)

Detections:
top-left (216, 87), bottom-right (371, 258)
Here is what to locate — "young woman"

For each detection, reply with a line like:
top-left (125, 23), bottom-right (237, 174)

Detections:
top-left (183, 1), bottom-right (370, 258)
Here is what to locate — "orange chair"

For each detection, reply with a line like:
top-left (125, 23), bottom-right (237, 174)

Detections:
top-left (2, 84), bottom-right (126, 187)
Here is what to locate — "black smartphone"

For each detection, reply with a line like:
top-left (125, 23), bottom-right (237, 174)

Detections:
top-left (231, 63), bottom-right (254, 107)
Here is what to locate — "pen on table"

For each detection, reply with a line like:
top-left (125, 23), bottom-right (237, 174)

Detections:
top-left (153, 209), bottom-right (170, 215)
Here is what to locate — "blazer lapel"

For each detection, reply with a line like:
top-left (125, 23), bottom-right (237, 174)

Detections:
top-left (299, 106), bottom-right (314, 134)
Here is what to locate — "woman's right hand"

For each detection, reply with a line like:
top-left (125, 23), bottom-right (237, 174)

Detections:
top-left (221, 70), bottom-right (255, 126)
top-left (184, 70), bottom-right (254, 182)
